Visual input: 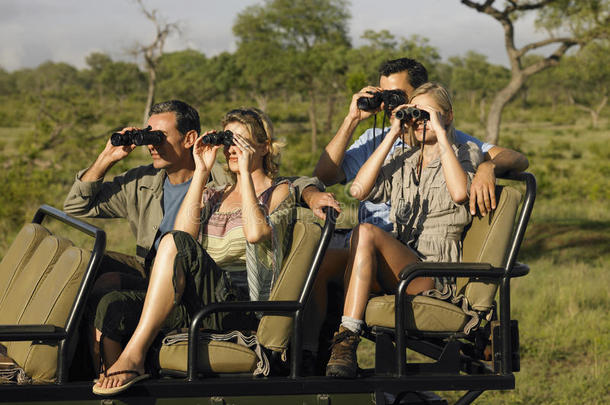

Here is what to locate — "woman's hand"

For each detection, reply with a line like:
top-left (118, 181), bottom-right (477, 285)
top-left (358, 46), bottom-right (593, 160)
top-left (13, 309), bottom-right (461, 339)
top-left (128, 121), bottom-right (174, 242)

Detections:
top-left (415, 104), bottom-right (448, 141)
top-left (387, 104), bottom-right (411, 141)
top-left (232, 133), bottom-right (256, 174)
top-left (193, 131), bottom-right (221, 172)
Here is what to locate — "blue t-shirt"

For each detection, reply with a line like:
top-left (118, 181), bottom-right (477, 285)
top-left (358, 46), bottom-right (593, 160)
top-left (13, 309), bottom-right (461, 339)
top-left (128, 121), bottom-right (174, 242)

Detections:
top-left (341, 127), bottom-right (493, 232)
top-left (154, 177), bottom-right (192, 250)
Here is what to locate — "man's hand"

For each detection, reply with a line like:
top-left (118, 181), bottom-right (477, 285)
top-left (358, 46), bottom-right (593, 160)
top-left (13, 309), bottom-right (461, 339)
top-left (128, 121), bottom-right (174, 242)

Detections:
top-left (469, 161), bottom-right (497, 216)
top-left (348, 86), bottom-right (382, 122)
top-left (301, 186), bottom-right (342, 220)
top-left (80, 130), bottom-right (138, 182)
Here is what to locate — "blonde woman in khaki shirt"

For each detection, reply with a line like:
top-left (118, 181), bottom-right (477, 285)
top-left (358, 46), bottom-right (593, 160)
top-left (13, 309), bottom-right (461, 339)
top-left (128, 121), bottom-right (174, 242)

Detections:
top-left (326, 83), bottom-right (483, 378)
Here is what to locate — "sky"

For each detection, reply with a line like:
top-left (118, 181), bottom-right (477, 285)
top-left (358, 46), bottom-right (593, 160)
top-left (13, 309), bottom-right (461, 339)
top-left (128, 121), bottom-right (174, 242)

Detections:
top-left (0, 0), bottom-right (552, 72)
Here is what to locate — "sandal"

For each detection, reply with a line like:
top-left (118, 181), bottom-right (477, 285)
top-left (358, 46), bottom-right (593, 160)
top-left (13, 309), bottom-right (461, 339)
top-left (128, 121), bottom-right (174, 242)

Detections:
top-left (92, 333), bottom-right (150, 396)
top-left (92, 370), bottom-right (150, 396)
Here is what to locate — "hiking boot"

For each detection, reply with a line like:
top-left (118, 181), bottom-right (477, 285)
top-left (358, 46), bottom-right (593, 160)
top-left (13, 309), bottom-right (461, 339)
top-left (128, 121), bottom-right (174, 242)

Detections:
top-left (325, 326), bottom-right (360, 378)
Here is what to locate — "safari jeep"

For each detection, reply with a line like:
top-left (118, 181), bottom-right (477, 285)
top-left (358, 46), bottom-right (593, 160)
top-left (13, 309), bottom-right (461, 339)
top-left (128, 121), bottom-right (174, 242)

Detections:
top-left (0, 173), bottom-right (536, 405)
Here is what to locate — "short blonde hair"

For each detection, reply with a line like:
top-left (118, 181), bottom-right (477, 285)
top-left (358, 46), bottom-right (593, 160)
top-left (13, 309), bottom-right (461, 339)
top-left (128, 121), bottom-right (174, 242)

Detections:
top-left (222, 108), bottom-right (284, 178)
top-left (406, 82), bottom-right (455, 147)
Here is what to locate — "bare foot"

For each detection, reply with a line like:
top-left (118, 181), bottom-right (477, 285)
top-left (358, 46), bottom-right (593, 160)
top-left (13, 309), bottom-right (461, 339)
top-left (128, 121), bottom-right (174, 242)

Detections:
top-left (95, 354), bottom-right (145, 389)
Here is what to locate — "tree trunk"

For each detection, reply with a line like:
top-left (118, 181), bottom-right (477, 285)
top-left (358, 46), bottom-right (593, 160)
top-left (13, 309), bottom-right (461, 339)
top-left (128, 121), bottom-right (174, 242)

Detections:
top-left (520, 84), bottom-right (529, 107)
top-left (485, 75), bottom-right (524, 144)
top-left (143, 68), bottom-right (156, 125)
top-left (479, 97), bottom-right (486, 125)
top-left (324, 93), bottom-right (336, 135)
top-left (308, 89), bottom-right (318, 153)
top-left (253, 93), bottom-right (268, 112)
top-left (573, 95), bottom-right (607, 128)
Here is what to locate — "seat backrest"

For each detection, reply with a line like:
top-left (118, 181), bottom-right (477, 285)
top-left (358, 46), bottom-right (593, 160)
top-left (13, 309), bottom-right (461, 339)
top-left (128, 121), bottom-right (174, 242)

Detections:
top-left (6, 245), bottom-right (90, 383)
top-left (0, 234), bottom-right (73, 326)
top-left (256, 216), bottom-right (321, 352)
top-left (458, 185), bottom-right (522, 312)
top-left (0, 223), bottom-right (50, 305)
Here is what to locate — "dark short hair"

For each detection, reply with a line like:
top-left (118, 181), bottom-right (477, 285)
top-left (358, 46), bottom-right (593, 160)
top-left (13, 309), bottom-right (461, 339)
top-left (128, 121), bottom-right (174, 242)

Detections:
top-left (378, 58), bottom-right (428, 89)
top-left (149, 100), bottom-right (201, 135)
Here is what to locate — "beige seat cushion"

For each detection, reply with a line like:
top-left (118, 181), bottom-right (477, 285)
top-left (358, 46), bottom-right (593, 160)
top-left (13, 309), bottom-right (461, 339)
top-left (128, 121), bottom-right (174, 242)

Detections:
top-left (0, 234), bottom-right (73, 327)
top-left (0, 224), bottom-right (50, 305)
top-left (159, 340), bottom-right (257, 374)
top-left (8, 246), bottom-right (89, 383)
top-left (459, 186), bottom-right (521, 311)
top-left (257, 220), bottom-right (321, 352)
top-left (365, 295), bottom-right (468, 333)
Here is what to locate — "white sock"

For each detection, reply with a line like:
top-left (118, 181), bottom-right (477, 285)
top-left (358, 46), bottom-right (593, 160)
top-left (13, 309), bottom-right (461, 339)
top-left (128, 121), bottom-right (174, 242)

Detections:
top-left (341, 316), bottom-right (364, 334)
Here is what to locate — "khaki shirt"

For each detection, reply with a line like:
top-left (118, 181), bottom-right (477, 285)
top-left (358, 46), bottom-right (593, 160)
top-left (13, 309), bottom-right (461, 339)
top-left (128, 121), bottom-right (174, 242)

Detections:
top-left (64, 163), bottom-right (324, 266)
top-left (367, 141), bottom-right (483, 263)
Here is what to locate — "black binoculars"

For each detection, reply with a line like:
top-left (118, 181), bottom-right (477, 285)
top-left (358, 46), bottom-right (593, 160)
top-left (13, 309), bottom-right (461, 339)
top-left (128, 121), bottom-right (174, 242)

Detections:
top-left (111, 126), bottom-right (165, 146)
top-left (357, 90), bottom-right (407, 112)
top-left (202, 130), bottom-right (234, 147)
top-left (395, 107), bottom-right (430, 122)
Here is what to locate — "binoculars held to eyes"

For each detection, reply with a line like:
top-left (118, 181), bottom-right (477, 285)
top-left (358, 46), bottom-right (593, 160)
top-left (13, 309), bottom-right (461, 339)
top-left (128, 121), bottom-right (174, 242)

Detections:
top-left (111, 126), bottom-right (165, 146)
top-left (395, 107), bottom-right (430, 122)
top-left (202, 130), bottom-right (234, 147)
top-left (357, 90), bottom-right (407, 113)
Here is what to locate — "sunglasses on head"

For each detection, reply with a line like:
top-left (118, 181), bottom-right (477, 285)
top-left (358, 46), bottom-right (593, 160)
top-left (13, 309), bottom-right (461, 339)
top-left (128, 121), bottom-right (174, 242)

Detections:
top-left (227, 109), bottom-right (267, 137)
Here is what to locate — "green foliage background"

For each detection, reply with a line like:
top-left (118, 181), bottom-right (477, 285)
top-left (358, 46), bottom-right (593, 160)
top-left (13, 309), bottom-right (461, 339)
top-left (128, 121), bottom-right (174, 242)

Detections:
top-left (0, 1), bottom-right (608, 402)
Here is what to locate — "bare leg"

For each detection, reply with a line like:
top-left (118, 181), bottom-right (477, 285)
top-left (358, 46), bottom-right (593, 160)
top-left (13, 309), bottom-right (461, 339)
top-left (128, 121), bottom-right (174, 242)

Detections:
top-left (96, 235), bottom-right (185, 389)
top-left (94, 328), bottom-right (122, 372)
top-left (343, 223), bottom-right (434, 321)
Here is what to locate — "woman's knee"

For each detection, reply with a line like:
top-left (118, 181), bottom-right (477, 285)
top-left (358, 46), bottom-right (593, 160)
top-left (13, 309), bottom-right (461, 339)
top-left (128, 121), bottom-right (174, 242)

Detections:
top-left (352, 223), bottom-right (379, 248)
top-left (158, 233), bottom-right (178, 256)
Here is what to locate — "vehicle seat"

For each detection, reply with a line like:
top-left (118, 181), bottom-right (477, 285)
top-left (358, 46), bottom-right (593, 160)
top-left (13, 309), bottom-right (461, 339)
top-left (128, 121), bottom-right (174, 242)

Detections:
top-left (365, 185), bottom-right (522, 334)
top-left (159, 214), bottom-right (322, 375)
top-left (0, 207), bottom-right (103, 384)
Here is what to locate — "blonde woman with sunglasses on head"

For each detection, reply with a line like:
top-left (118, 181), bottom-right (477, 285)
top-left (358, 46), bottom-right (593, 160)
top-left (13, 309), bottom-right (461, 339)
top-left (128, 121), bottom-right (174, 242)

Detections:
top-left (92, 108), bottom-right (295, 395)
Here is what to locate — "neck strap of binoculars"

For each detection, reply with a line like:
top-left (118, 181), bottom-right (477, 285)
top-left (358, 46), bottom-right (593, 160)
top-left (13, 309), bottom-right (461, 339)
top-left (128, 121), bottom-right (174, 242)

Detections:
top-left (413, 120), bottom-right (427, 187)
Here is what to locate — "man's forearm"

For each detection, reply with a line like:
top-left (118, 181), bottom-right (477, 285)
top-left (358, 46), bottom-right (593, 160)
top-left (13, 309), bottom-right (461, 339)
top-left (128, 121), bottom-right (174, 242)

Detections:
top-left (489, 149), bottom-right (529, 176)
top-left (81, 154), bottom-right (116, 182)
top-left (313, 115), bottom-right (360, 185)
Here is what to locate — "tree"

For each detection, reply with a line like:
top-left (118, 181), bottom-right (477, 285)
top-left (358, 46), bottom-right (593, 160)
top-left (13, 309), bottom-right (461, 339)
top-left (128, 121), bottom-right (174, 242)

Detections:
top-left (559, 41), bottom-right (609, 127)
top-left (346, 30), bottom-right (441, 91)
top-left (131, 0), bottom-right (179, 125)
top-left (85, 52), bottom-right (146, 101)
top-left (0, 67), bottom-right (16, 95)
top-left (156, 50), bottom-right (211, 105)
top-left (461, 0), bottom-right (610, 143)
top-left (233, 0), bottom-right (352, 153)
top-left (448, 51), bottom-right (510, 123)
